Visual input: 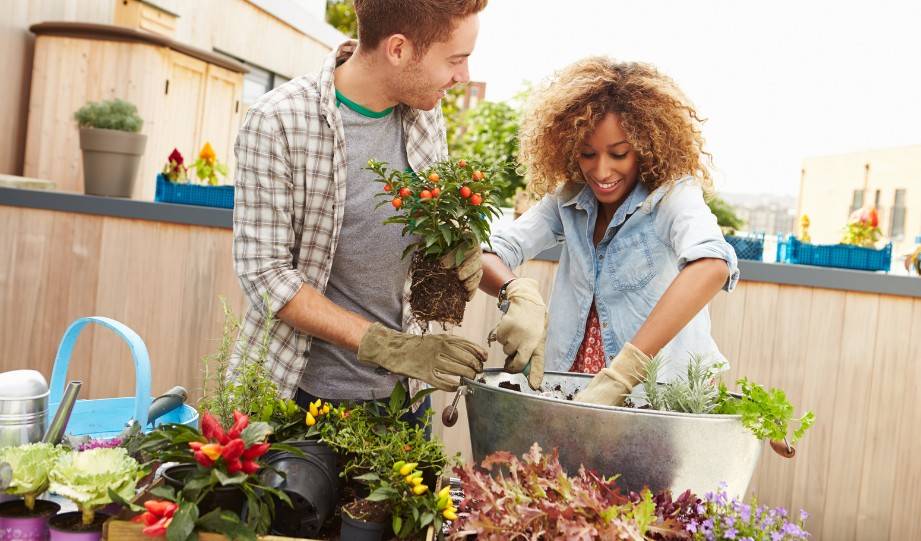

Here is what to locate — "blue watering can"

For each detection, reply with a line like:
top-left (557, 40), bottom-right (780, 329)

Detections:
top-left (47, 317), bottom-right (198, 439)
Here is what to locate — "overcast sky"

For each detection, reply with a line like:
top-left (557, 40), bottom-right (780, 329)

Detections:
top-left (468, 0), bottom-right (921, 196)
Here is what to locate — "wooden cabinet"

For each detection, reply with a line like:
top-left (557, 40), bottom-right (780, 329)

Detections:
top-left (24, 22), bottom-right (245, 200)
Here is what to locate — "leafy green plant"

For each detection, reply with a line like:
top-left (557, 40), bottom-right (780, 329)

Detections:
top-left (643, 354), bottom-right (723, 414)
top-left (48, 447), bottom-right (143, 526)
top-left (325, 0), bottom-right (356, 37)
top-left (707, 195), bottom-right (745, 236)
top-left (316, 383), bottom-right (452, 482)
top-left (74, 98), bottom-right (143, 132)
top-left (451, 100), bottom-right (525, 205)
top-left (841, 207), bottom-right (881, 247)
top-left (716, 378), bottom-right (815, 445)
top-left (199, 296), bottom-right (282, 428)
top-left (0, 443), bottom-right (66, 510)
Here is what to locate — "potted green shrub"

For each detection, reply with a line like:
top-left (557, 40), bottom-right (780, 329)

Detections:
top-left (0, 443), bottom-right (66, 539)
top-left (74, 98), bottom-right (146, 197)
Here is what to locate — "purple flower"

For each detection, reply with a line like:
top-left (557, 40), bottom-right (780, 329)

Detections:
top-left (686, 520), bottom-right (699, 533)
top-left (725, 527), bottom-right (738, 539)
top-left (800, 509), bottom-right (809, 522)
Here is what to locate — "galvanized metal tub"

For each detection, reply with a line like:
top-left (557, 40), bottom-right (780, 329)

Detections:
top-left (464, 369), bottom-right (762, 497)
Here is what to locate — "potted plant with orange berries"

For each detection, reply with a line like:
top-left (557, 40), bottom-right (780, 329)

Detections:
top-left (368, 158), bottom-right (503, 327)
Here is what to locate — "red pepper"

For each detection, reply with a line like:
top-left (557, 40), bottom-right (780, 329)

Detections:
top-left (242, 442), bottom-right (270, 460)
top-left (241, 460), bottom-right (260, 475)
top-left (142, 516), bottom-right (172, 537)
top-left (194, 451), bottom-right (214, 468)
top-left (228, 411), bottom-right (249, 439)
top-left (225, 457), bottom-right (243, 474)
top-left (200, 413), bottom-right (228, 444)
top-left (144, 500), bottom-right (177, 518)
top-left (221, 438), bottom-right (245, 462)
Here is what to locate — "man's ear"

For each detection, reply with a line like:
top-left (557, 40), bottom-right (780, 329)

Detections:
top-left (383, 34), bottom-right (416, 67)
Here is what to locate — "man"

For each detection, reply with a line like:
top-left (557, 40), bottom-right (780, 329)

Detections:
top-left (231, 0), bottom-right (489, 407)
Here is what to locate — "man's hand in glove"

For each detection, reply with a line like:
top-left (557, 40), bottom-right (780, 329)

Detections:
top-left (357, 323), bottom-right (487, 391)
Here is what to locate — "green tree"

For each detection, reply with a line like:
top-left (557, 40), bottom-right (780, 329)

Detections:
top-left (707, 196), bottom-right (745, 235)
top-left (326, 0), bottom-right (357, 38)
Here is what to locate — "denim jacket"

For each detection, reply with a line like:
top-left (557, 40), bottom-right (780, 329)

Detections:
top-left (489, 177), bottom-right (740, 382)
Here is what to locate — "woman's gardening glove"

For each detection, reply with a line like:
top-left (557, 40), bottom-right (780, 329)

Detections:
top-left (357, 323), bottom-right (487, 392)
top-left (574, 343), bottom-right (651, 406)
top-left (492, 278), bottom-right (547, 390)
top-left (439, 245), bottom-right (483, 301)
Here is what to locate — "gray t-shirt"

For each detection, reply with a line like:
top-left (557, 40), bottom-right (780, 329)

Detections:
top-left (298, 95), bottom-right (415, 400)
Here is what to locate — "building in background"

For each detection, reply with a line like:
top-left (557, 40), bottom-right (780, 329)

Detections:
top-left (459, 81), bottom-right (487, 110)
top-left (2, 0), bottom-right (345, 197)
top-left (798, 145), bottom-right (921, 257)
top-left (721, 193), bottom-right (797, 237)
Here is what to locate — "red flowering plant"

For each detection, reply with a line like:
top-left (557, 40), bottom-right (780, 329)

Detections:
top-left (841, 206), bottom-right (882, 247)
top-left (136, 410), bottom-right (296, 537)
top-left (162, 148), bottom-right (189, 182)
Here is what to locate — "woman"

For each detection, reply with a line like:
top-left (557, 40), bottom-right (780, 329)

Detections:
top-left (481, 57), bottom-right (739, 406)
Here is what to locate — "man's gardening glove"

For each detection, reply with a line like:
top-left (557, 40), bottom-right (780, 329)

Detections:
top-left (357, 323), bottom-right (487, 392)
top-left (439, 245), bottom-right (483, 301)
top-left (492, 278), bottom-right (547, 390)
top-left (574, 342), bottom-right (651, 406)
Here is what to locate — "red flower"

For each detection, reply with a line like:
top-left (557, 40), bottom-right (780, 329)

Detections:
top-left (228, 411), bottom-right (249, 439)
top-left (242, 442), bottom-right (270, 460)
top-left (167, 148), bottom-right (184, 165)
top-left (200, 413), bottom-right (229, 444)
top-left (221, 438), bottom-right (245, 462)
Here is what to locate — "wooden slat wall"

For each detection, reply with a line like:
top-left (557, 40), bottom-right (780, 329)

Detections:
top-left (1, 205), bottom-right (919, 540)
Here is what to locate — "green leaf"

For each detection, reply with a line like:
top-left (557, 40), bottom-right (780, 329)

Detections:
top-left (213, 469), bottom-right (248, 486)
top-left (149, 485), bottom-right (177, 501)
top-left (107, 487), bottom-right (145, 513)
top-left (166, 501), bottom-right (198, 541)
top-left (366, 486), bottom-right (398, 502)
top-left (392, 515), bottom-right (403, 536)
top-left (195, 509), bottom-right (257, 541)
top-left (389, 383), bottom-right (407, 416)
top-left (420, 511), bottom-right (434, 527)
top-left (353, 472), bottom-right (381, 482)
top-left (240, 421), bottom-right (272, 446)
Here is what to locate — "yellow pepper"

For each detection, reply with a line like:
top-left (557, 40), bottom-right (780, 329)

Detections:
top-left (399, 462), bottom-right (418, 476)
top-left (305, 412), bottom-right (316, 426)
top-left (438, 486), bottom-right (451, 499)
top-left (443, 509), bottom-right (458, 521)
top-left (392, 460), bottom-right (406, 472)
top-left (309, 401), bottom-right (319, 418)
top-left (411, 477), bottom-right (424, 486)
top-left (412, 484), bottom-right (428, 495)
top-left (322, 403), bottom-right (331, 415)
top-left (200, 443), bottom-right (223, 461)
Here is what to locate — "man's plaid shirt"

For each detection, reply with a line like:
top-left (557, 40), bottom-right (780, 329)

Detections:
top-left (230, 41), bottom-right (448, 399)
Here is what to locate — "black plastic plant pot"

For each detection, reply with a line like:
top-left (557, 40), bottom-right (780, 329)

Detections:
top-left (162, 463), bottom-right (246, 516)
top-left (339, 511), bottom-right (387, 541)
top-left (261, 439), bottom-right (340, 538)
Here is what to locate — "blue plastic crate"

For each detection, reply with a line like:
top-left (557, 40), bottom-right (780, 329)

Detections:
top-left (777, 236), bottom-right (892, 272)
top-left (155, 173), bottom-right (234, 209)
top-left (725, 233), bottom-right (765, 261)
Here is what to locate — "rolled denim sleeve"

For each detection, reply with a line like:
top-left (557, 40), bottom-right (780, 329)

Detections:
top-left (232, 107), bottom-right (304, 313)
top-left (485, 194), bottom-right (565, 270)
top-left (654, 180), bottom-right (740, 291)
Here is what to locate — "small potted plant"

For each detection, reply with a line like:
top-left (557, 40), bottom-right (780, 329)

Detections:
top-left (140, 410), bottom-right (289, 535)
top-left (368, 158), bottom-right (503, 327)
top-left (74, 98), bottom-right (146, 197)
top-left (154, 145), bottom-right (234, 208)
top-left (340, 498), bottom-right (390, 541)
top-left (47, 447), bottom-right (142, 540)
top-left (0, 443), bottom-right (66, 539)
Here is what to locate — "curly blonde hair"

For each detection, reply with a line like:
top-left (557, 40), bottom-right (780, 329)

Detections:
top-left (519, 57), bottom-right (713, 196)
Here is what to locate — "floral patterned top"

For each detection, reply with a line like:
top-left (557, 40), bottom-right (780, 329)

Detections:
top-left (569, 302), bottom-right (606, 374)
